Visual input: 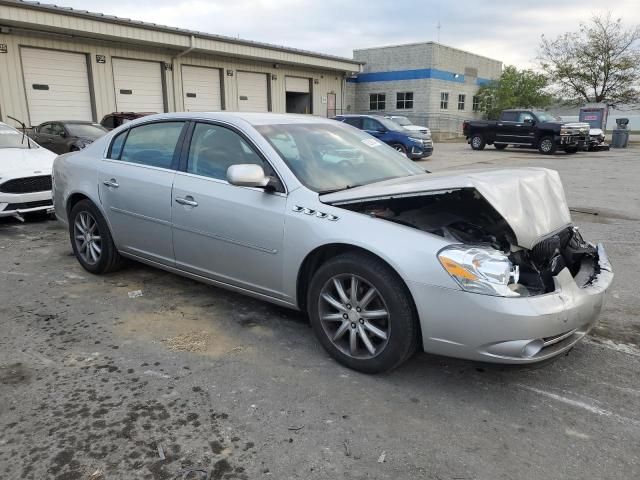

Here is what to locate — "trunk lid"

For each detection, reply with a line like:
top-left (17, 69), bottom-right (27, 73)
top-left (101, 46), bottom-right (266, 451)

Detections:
top-left (320, 167), bottom-right (571, 250)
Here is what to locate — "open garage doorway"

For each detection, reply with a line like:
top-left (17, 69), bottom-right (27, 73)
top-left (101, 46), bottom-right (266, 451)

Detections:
top-left (285, 76), bottom-right (312, 114)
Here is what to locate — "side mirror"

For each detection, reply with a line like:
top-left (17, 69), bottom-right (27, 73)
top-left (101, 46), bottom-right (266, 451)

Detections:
top-left (60, 131), bottom-right (67, 138)
top-left (523, 118), bottom-right (534, 125)
top-left (227, 164), bottom-right (270, 188)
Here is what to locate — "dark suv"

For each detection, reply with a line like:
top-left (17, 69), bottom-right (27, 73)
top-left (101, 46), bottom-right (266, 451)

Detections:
top-left (100, 112), bottom-right (156, 131)
top-left (333, 114), bottom-right (433, 159)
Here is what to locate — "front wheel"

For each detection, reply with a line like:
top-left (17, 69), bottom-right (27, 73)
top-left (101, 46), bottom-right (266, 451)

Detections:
top-left (470, 134), bottom-right (486, 150)
top-left (69, 199), bottom-right (123, 274)
top-left (307, 252), bottom-right (418, 373)
top-left (391, 143), bottom-right (408, 157)
top-left (538, 136), bottom-right (557, 155)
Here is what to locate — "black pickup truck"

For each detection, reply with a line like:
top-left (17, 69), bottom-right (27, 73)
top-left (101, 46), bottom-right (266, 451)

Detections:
top-left (462, 109), bottom-right (590, 154)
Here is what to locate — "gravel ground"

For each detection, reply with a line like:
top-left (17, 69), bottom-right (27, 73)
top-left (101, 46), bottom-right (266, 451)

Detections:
top-left (1, 143), bottom-right (639, 480)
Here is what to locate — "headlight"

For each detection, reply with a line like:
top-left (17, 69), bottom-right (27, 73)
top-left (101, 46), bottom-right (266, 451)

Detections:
top-left (438, 246), bottom-right (520, 297)
top-left (409, 137), bottom-right (424, 143)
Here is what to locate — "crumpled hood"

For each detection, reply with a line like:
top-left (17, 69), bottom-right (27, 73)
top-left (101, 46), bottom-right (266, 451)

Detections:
top-left (1, 147), bottom-right (56, 177)
top-left (321, 167), bottom-right (572, 249)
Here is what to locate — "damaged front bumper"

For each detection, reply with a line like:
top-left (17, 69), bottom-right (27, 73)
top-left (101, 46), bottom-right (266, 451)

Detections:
top-left (409, 244), bottom-right (613, 363)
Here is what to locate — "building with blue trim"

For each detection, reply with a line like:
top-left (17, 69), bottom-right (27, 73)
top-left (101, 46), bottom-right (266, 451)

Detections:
top-left (344, 42), bottom-right (502, 136)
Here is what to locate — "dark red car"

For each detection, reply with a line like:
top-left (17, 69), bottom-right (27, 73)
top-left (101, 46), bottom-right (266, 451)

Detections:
top-left (99, 112), bottom-right (156, 131)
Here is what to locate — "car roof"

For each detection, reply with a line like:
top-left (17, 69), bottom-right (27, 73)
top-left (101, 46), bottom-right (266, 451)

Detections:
top-left (335, 114), bottom-right (384, 119)
top-left (37, 120), bottom-right (100, 125)
top-left (125, 112), bottom-right (340, 127)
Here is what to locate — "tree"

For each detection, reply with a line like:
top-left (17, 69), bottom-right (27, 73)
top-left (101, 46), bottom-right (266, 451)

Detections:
top-left (539, 12), bottom-right (640, 106)
top-left (475, 66), bottom-right (552, 119)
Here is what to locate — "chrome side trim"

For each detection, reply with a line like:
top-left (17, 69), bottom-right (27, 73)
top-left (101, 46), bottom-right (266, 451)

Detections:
top-left (543, 328), bottom-right (578, 347)
top-left (292, 205), bottom-right (339, 221)
top-left (172, 223), bottom-right (278, 254)
top-left (109, 206), bottom-right (172, 226)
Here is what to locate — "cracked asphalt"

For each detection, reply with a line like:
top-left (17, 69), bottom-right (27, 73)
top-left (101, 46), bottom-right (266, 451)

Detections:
top-left (1, 143), bottom-right (639, 479)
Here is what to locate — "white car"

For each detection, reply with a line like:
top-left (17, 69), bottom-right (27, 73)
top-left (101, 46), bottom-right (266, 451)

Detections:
top-left (0, 122), bottom-right (56, 221)
top-left (386, 115), bottom-right (431, 137)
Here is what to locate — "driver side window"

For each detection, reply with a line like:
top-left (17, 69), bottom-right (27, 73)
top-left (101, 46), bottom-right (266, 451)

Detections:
top-left (519, 112), bottom-right (534, 123)
top-left (187, 123), bottom-right (265, 182)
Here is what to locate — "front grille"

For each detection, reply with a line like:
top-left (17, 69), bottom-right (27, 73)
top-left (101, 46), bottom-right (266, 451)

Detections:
top-left (0, 175), bottom-right (52, 194)
top-left (2, 199), bottom-right (53, 211)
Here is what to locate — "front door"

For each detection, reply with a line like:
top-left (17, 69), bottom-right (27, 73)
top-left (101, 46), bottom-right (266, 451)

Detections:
top-left (171, 122), bottom-right (287, 297)
top-left (98, 121), bottom-right (186, 265)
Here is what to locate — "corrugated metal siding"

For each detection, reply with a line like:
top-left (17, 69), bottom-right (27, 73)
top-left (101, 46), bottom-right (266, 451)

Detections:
top-left (0, 32), bottom-right (345, 126)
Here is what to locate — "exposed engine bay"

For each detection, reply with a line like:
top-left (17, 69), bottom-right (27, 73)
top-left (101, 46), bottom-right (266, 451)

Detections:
top-left (337, 188), bottom-right (600, 296)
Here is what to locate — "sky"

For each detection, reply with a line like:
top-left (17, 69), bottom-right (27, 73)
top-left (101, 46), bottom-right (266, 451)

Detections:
top-left (51, 0), bottom-right (640, 69)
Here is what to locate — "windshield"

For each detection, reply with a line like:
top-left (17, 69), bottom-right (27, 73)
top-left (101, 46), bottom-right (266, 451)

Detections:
top-left (377, 117), bottom-right (405, 132)
top-left (65, 123), bottom-right (107, 137)
top-left (257, 122), bottom-right (424, 193)
top-left (391, 116), bottom-right (412, 126)
top-left (0, 125), bottom-right (38, 149)
top-left (534, 112), bottom-right (560, 123)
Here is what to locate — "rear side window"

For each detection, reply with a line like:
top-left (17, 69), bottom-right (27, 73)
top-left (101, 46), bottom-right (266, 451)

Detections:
top-left (343, 117), bottom-right (362, 129)
top-left (118, 122), bottom-right (184, 169)
top-left (101, 116), bottom-right (115, 129)
top-left (38, 123), bottom-right (52, 134)
top-left (501, 112), bottom-right (519, 122)
top-left (108, 130), bottom-right (127, 159)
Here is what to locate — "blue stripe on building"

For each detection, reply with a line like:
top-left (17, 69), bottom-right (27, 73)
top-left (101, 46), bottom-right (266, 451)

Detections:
top-left (347, 68), bottom-right (493, 86)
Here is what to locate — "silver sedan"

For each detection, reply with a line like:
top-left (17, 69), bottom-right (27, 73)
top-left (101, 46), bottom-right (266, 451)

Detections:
top-left (52, 113), bottom-right (613, 373)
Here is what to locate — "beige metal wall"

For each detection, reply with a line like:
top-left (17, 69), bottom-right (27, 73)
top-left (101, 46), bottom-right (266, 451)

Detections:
top-left (0, 32), bottom-right (346, 126)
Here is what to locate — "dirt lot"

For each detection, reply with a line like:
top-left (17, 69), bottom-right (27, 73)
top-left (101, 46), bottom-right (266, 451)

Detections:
top-left (1, 143), bottom-right (639, 480)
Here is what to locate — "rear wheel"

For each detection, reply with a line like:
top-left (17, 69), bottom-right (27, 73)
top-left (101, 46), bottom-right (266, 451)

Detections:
top-left (308, 252), bottom-right (418, 373)
top-left (538, 136), bottom-right (557, 155)
top-left (494, 143), bottom-right (508, 150)
top-left (470, 134), bottom-right (486, 150)
top-left (69, 199), bottom-right (123, 274)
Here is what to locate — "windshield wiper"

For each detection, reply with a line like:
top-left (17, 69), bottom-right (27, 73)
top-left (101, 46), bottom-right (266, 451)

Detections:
top-left (318, 184), bottom-right (360, 195)
top-left (7, 115), bottom-right (31, 149)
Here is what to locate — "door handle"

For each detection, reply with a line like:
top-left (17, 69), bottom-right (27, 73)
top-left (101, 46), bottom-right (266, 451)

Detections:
top-left (497, 123), bottom-right (503, 126)
top-left (175, 196), bottom-right (198, 207)
top-left (103, 179), bottom-right (119, 188)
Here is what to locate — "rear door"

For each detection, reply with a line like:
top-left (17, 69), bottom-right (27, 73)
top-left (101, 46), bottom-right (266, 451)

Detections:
top-left (171, 121), bottom-right (287, 297)
top-left (98, 121), bottom-right (187, 265)
top-left (495, 111), bottom-right (520, 144)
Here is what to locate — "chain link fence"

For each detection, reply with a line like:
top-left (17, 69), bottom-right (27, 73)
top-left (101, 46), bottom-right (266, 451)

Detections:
top-left (350, 111), bottom-right (470, 140)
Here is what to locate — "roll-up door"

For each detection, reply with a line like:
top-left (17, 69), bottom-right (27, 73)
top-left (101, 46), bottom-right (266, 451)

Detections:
top-left (112, 58), bottom-right (164, 112)
top-left (285, 76), bottom-right (310, 93)
top-left (21, 48), bottom-right (93, 126)
top-left (182, 65), bottom-right (222, 112)
top-left (237, 71), bottom-right (269, 112)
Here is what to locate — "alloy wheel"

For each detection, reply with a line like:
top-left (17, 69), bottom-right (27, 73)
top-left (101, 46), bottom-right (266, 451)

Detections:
top-left (472, 136), bottom-right (481, 148)
top-left (73, 211), bottom-right (102, 265)
top-left (394, 145), bottom-right (404, 152)
top-left (318, 274), bottom-right (390, 359)
top-left (541, 139), bottom-right (552, 152)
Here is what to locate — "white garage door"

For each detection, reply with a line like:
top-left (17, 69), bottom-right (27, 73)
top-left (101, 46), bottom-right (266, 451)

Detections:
top-left (285, 76), bottom-right (310, 93)
top-left (237, 72), bottom-right (269, 112)
top-left (112, 58), bottom-right (164, 112)
top-left (182, 66), bottom-right (222, 112)
top-left (21, 48), bottom-right (93, 126)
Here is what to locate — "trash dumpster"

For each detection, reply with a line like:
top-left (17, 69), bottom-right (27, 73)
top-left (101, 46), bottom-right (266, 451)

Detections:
top-left (611, 118), bottom-right (629, 148)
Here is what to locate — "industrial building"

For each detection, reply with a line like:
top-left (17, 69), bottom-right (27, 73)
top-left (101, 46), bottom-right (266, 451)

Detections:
top-left (0, 0), bottom-right (361, 128)
top-left (346, 42), bottom-right (503, 137)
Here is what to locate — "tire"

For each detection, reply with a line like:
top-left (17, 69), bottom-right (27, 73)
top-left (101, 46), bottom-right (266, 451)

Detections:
top-left (69, 199), bottom-right (123, 274)
top-left (494, 143), bottom-right (508, 150)
top-left (470, 134), bottom-right (486, 150)
top-left (391, 143), bottom-right (408, 157)
top-left (565, 147), bottom-right (579, 154)
top-left (307, 252), bottom-right (418, 374)
top-left (538, 136), bottom-right (557, 155)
